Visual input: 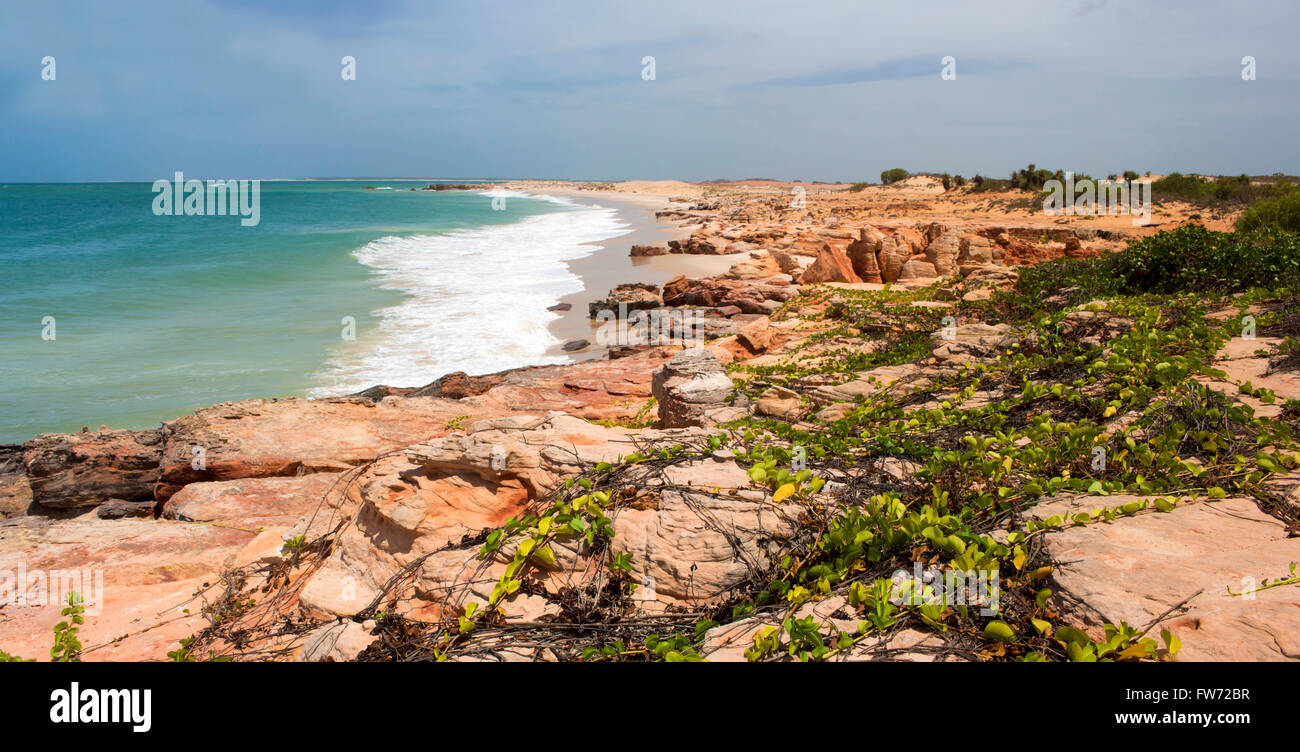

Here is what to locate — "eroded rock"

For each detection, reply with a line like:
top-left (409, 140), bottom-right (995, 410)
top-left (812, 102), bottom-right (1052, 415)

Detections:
top-left (23, 429), bottom-right (163, 509)
top-left (651, 348), bottom-right (735, 428)
top-left (1035, 495), bottom-right (1300, 661)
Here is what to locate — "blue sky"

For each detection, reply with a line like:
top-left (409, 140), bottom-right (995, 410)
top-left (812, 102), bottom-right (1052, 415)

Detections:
top-left (2, 0), bottom-right (1298, 181)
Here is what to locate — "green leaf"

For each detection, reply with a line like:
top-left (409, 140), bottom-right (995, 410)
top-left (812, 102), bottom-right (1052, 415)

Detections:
top-left (531, 545), bottom-right (557, 567)
top-left (1053, 625), bottom-right (1090, 647)
top-left (1161, 628), bottom-right (1181, 655)
top-left (982, 621), bottom-right (1016, 643)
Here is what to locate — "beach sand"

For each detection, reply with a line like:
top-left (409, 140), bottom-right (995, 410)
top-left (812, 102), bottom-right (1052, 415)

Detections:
top-left (524, 186), bottom-right (748, 362)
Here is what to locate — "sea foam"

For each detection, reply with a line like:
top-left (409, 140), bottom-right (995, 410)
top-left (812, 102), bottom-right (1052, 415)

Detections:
top-left (309, 192), bottom-right (629, 396)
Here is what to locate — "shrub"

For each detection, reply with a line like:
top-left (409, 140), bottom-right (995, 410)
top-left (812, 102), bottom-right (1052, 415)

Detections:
top-left (1152, 173), bottom-right (1294, 206)
top-left (1236, 189), bottom-right (1300, 233)
top-left (880, 168), bottom-right (909, 185)
top-left (1014, 225), bottom-right (1300, 308)
top-left (1008, 164), bottom-right (1089, 192)
top-left (968, 174), bottom-right (1011, 193)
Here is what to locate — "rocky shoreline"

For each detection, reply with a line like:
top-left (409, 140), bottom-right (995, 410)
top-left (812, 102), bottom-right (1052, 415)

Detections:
top-left (2, 180), bottom-right (1296, 662)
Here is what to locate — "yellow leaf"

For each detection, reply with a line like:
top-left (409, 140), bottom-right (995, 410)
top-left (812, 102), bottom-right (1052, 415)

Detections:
top-left (531, 545), bottom-right (557, 567)
top-left (1118, 643), bottom-right (1150, 661)
top-left (773, 483), bottom-right (797, 502)
top-left (1103, 405), bottom-right (1117, 418)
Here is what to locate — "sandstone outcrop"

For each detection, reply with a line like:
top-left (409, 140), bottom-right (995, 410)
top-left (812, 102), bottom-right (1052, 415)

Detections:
top-left (845, 227), bottom-right (884, 283)
top-left (661, 275), bottom-right (797, 314)
top-left (928, 322), bottom-right (1018, 365)
top-left (667, 234), bottom-right (724, 254)
top-left (725, 251), bottom-right (783, 280)
top-left (650, 348), bottom-right (735, 428)
top-left (1033, 494), bottom-right (1300, 661)
top-left (299, 621), bottom-right (376, 662)
top-left (161, 473), bottom-right (343, 529)
top-left (898, 258), bottom-right (939, 281)
top-left (800, 243), bottom-right (862, 284)
top-left (23, 429), bottom-right (163, 509)
top-left (0, 446), bottom-right (32, 518)
top-left (154, 398), bottom-right (453, 502)
top-left (297, 413), bottom-right (805, 624)
top-left (588, 283), bottom-right (662, 318)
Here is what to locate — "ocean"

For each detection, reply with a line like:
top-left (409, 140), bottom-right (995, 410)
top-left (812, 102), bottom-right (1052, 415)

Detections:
top-left (0, 181), bottom-right (630, 444)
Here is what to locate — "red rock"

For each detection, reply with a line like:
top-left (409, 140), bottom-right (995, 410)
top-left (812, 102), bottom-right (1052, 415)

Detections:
top-left (153, 351), bottom-right (677, 501)
top-left (1035, 495), bottom-right (1300, 661)
top-left (410, 370), bottom-right (504, 399)
top-left (96, 499), bottom-right (155, 519)
top-left (922, 228), bottom-right (962, 276)
top-left (737, 317), bottom-right (774, 353)
top-left (588, 283), bottom-right (663, 318)
top-left (161, 473), bottom-right (344, 529)
top-left (0, 446), bottom-right (32, 518)
top-left (23, 429), bottom-right (163, 509)
top-left (877, 232), bottom-right (916, 283)
top-left (153, 398), bottom-right (455, 502)
top-left (898, 258), bottom-right (939, 281)
top-left (661, 275), bottom-right (797, 313)
top-left (800, 242), bottom-right (862, 284)
top-left (846, 227), bottom-right (884, 283)
top-left (652, 348), bottom-right (734, 428)
top-left (667, 234), bottom-right (724, 254)
top-left (0, 513), bottom-right (252, 660)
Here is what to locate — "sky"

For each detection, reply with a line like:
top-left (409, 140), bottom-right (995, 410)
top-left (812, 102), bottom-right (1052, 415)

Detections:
top-left (2, 0), bottom-right (1298, 182)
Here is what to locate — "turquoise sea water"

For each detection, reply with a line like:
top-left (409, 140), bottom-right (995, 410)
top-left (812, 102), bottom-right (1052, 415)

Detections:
top-left (0, 182), bottom-right (627, 443)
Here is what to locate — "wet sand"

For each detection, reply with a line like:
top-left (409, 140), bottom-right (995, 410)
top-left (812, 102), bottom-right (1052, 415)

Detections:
top-left (530, 187), bottom-right (749, 362)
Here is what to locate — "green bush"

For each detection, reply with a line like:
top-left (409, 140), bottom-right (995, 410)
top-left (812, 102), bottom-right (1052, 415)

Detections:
top-left (1014, 225), bottom-right (1300, 308)
top-left (1009, 164), bottom-right (1090, 192)
top-left (1150, 172), bottom-right (1212, 200)
top-left (1152, 173), bottom-right (1294, 206)
top-left (967, 165), bottom-right (1088, 194)
top-left (1236, 190), bottom-right (1300, 233)
top-left (880, 168), bottom-right (909, 185)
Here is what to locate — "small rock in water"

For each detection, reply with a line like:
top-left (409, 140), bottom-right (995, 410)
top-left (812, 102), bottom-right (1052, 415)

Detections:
top-left (562, 339), bottom-right (590, 352)
top-left (547, 302), bottom-right (572, 312)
